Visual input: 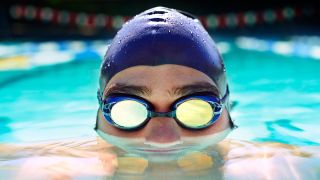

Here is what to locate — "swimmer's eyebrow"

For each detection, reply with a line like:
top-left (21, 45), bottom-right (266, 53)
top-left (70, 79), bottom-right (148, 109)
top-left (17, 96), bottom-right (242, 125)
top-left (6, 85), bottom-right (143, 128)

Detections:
top-left (104, 82), bottom-right (219, 98)
top-left (104, 83), bottom-right (152, 97)
top-left (171, 82), bottom-right (220, 97)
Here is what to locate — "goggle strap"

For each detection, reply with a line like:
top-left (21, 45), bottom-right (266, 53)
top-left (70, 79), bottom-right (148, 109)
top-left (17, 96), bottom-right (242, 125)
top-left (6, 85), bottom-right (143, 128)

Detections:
top-left (97, 89), bottom-right (103, 105)
top-left (221, 85), bottom-right (229, 104)
top-left (220, 85), bottom-right (237, 129)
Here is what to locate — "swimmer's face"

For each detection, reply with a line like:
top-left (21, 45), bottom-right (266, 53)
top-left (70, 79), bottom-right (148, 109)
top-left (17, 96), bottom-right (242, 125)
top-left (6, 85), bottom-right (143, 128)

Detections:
top-left (96, 64), bottom-right (231, 160)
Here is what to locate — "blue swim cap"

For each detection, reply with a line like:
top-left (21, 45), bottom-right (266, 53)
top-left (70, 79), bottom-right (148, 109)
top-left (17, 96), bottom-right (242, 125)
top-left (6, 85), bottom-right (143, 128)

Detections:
top-left (99, 6), bottom-right (228, 98)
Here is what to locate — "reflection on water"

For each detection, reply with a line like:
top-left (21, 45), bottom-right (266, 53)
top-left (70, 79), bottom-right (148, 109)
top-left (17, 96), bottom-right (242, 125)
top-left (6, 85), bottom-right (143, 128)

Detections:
top-left (0, 137), bottom-right (319, 179)
top-left (95, 127), bottom-right (232, 163)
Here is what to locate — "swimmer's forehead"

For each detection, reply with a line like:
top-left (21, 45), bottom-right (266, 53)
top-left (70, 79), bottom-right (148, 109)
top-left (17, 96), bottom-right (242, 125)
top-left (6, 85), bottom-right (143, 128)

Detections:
top-left (102, 65), bottom-right (220, 98)
top-left (104, 82), bottom-right (219, 98)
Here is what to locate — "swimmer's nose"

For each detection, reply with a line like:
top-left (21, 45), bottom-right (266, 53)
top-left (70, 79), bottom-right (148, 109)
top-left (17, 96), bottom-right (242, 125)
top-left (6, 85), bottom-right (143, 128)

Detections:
top-left (144, 117), bottom-right (181, 144)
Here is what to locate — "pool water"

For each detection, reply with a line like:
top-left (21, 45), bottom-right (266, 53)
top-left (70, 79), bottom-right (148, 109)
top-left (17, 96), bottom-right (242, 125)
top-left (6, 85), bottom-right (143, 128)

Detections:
top-left (225, 48), bottom-right (320, 146)
top-left (0, 37), bottom-right (320, 179)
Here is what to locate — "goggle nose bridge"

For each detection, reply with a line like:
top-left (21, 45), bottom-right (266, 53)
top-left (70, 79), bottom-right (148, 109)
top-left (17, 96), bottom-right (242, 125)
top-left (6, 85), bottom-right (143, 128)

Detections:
top-left (148, 111), bottom-right (175, 118)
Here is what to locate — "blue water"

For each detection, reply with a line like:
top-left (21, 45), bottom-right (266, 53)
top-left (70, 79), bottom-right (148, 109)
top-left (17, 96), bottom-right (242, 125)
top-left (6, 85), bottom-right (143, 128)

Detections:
top-left (0, 37), bottom-right (320, 179)
top-left (0, 38), bottom-right (320, 145)
top-left (224, 48), bottom-right (320, 145)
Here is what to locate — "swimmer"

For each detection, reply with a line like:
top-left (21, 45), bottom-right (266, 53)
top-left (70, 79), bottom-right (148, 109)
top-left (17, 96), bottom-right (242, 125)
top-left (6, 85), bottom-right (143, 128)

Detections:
top-left (1, 6), bottom-right (319, 180)
top-left (95, 6), bottom-right (236, 161)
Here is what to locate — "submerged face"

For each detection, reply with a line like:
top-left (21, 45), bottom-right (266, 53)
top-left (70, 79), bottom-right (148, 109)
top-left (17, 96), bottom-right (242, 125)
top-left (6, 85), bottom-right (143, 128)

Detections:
top-left (96, 64), bottom-right (232, 160)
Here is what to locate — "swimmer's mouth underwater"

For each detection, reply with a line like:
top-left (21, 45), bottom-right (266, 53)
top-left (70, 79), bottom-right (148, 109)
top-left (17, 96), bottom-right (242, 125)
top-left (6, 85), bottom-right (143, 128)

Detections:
top-left (96, 127), bottom-right (231, 156)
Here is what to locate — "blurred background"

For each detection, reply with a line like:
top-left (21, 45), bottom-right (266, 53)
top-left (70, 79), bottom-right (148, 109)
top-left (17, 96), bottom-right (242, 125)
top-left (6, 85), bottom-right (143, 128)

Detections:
top-left (1, 0), bottom-right (319, 40)
top-left (0, 0), bottom-right (320, 144)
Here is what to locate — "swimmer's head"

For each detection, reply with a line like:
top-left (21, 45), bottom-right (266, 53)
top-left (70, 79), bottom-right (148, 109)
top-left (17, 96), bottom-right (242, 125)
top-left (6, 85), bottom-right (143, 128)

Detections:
top-left (96, 7), bottom-right (233, 161)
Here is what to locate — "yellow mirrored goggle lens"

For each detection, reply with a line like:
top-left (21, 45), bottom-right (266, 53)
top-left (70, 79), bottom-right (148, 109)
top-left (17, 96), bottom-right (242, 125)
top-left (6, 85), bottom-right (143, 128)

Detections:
top-left (176, 99), bottom-right (213, 128)
top-left (110, 100), bottom-right (148, 128)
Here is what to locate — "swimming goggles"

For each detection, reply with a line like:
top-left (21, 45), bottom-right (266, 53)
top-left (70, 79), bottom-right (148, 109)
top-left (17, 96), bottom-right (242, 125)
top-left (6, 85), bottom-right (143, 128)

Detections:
top-left (98, 89), bottom-right (229, 130)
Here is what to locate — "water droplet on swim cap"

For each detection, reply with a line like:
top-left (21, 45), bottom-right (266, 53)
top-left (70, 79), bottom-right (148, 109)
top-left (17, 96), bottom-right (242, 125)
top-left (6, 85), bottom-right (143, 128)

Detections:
top-left (99, 6), bottom-right (228, 97)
